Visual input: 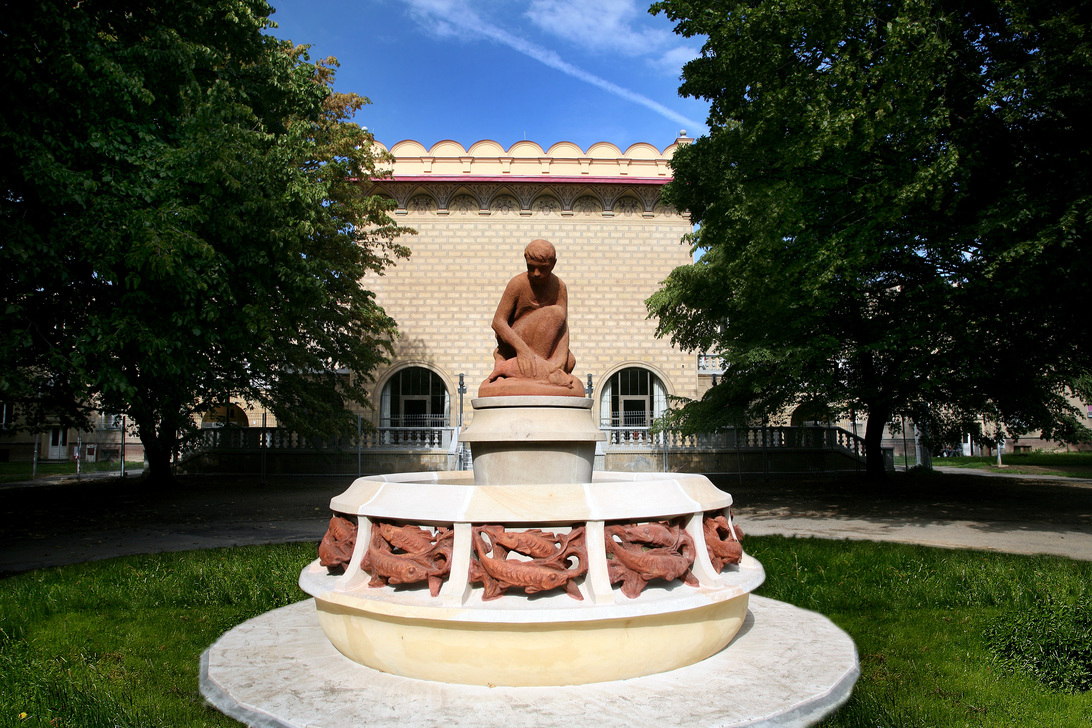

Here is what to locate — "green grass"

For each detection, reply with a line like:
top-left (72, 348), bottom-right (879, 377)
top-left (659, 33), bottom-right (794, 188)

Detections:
top-left (0, 461), bottom-right (144, 484)
top-left (0, 544), bottom-right (312, 727)
top-left (748, 536), bottom-right (1092, 727)
top-left (2, 539), bottom-right (1091, 726)
top-left (938, 452), bottom-right (1092, 479)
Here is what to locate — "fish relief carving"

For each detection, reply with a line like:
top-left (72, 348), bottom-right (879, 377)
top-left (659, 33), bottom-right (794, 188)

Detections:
top-left (605, 520), bottom-right (698, 598)
top-left (704, 511), bottom-right (745, 572)
top-left (469, 525), bottom-right (587, 601)
top-left (318, 513), bottom-right (357, 574)
top-left (360, 521), bottom-right (454, 597)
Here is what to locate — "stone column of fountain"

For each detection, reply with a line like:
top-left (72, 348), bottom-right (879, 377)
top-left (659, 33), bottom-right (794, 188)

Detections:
top-left (298, 240), bottom-right (765, 687)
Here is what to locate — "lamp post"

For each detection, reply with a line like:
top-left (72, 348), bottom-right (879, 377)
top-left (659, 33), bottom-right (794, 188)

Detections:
top-left (457, 374), bottom-right (466, 428)
top-left (457, 374), bottom-right (468, 470)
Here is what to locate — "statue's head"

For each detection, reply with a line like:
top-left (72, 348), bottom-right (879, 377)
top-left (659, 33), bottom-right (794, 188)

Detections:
top-left (524, 239), bottom-right (556, 285)
top-left (524, 239), bottom-right (557, 266)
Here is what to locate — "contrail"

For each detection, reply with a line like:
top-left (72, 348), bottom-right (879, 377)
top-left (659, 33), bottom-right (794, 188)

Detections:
top-left (405, 1), bottom-right (703, 131)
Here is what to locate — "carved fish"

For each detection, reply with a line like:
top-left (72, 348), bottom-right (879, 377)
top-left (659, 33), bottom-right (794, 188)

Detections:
top-left (318, 514), bottom-right (357, 571)
top-left (704, 515), bottom-right (743, 571)
top-left (468, 559), bottom-right (505, 601)
top-left (606, 522), bottom-right (681, 549)
top-left (362, 528), bottom-right (449, 596)
top-left (605, 532), bottom-right (698, 599)
top-left (471, 530), bottom-right (583, 601)
top-left (479, 526), bottom-right (560, 559)
top-left (374, 522), bottom-right (454, 568)
top-left (375, 522), bottom-right (436, 554)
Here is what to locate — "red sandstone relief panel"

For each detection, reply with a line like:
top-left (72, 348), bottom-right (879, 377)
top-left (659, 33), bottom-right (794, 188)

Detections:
top-left (361, 521), bottom-right (454, 597)
top-left (469, 525), bottom-right (588, 600)
top-left (318, 514), bottom-right (357, 573)
top-left (704, 512), bottom-right (745, 572)
top-left (321, 512), bottom-right (747, 600)
top-left (605, 520), bottom-right (698, 598)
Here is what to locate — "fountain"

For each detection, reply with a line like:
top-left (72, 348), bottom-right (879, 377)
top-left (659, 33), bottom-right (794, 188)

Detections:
top-left (201, 241), bottom-right (858, 726)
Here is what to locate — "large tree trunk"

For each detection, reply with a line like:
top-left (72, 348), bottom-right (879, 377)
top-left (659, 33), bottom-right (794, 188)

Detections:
top-left (863, 405), bottom-right (891, 481)
top-left (133, 409), bottom-right (180, 486)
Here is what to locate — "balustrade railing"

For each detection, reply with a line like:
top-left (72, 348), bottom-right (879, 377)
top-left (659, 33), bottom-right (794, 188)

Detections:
top-left (599, 424), bottom-right (864, 459)
top-left (183, 424), bottom-right (864, 463)
top-left (183, 426), bottom-right (455, 456)
top-left (365, 427), bottom-right (453, 449)
top-left (696, 353), bottom-right (727, 374)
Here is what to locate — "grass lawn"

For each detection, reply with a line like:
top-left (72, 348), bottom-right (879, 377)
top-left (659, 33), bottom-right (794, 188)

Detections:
top-left (938, 452), bottom-right (1092, 479)
top-left (1, 539), bottom-right (1090, 727)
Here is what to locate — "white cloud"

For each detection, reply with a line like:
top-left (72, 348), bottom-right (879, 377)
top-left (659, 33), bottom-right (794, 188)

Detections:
top-left (524, 0), bottom-right (698, 74)
top-left (398, 0), bottom-right (703, 130)
top-left (525, 0), bottom-right (672, 56)
top-left (649, 43), bottom-right (702, 76)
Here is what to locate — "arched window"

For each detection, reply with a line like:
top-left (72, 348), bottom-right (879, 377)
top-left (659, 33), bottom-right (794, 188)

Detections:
top-left (202, 403), bottom-right (249, 428)
top-left (599, 367), bottom-right (667, 428)
top-left (380, 367), bottom-right (449, 428)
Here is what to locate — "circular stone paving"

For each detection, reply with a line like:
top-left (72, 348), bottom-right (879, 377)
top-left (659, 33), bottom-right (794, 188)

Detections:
top-left (200, 595), bottom-right (859, 728)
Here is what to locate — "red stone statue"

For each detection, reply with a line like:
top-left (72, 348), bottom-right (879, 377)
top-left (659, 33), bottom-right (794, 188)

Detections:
top-left (478, 240), bottom-right (584, 397)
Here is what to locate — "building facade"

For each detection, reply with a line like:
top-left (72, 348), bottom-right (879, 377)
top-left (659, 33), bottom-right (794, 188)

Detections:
top-left (363, 135), bottom-right (704, 437)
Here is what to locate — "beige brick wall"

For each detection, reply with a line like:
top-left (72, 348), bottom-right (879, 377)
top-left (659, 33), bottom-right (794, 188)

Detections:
top-left (364, 200), bottom-right (695, 427)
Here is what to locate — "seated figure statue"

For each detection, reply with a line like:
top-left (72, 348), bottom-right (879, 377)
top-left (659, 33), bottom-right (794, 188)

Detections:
top-left (478, 239), bottom-right (584, 397)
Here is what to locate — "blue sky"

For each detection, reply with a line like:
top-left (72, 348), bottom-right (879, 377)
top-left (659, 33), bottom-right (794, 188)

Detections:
top-left (265, 0), bottom-right (710, 152)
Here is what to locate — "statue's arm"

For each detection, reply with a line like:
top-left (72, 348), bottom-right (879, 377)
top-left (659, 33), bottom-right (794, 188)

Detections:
top-left (548, 279), bottom-right (570, 369)
top-left (491, 278), bottom-right (536, 360)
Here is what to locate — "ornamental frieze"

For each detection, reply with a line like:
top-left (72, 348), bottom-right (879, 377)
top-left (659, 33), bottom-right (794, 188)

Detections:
top-left (370, 180), bottom-right (678, 217)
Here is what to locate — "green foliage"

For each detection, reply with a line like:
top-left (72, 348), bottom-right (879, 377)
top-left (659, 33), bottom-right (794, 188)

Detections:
top-left (985, 594), bottom-right (1092, 693)
top-left (648, 0), bottom-right (1092, 477)
top-left (0, 0), bottom-right (411, 482)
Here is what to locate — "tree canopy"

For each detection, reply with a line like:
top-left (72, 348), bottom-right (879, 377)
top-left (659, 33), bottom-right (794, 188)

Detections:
top-left (648, 0), bottom-right (1092, 477)
top-left (1, 0), bottom-right (410, 481)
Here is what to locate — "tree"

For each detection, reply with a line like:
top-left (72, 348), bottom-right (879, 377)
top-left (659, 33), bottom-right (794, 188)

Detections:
top-left (647, 0), bottom-right (1092, 477)
top-left (1, 0), bottom-right (410, 483)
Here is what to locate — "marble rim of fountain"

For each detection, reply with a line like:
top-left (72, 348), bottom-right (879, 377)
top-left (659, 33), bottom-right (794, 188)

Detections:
top-left (298, 465), bottom-right (764, 686)
top-left (300, 469), bottom-right (764, 624)
top-left (327, 470), bottom-right (729, 523)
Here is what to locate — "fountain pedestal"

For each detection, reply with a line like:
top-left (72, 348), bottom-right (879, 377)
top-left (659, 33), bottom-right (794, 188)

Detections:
top-left (459, 396), bottom-right (602, 485)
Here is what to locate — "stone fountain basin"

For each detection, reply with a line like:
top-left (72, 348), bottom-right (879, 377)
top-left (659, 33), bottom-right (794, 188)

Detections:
top-left (298, 470), bottom-right (765, 687)
top-left (324, 469), bottom-right (733, 522)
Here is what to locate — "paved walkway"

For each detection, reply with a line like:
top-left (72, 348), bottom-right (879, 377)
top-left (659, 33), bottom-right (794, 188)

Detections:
top-left (738, 466), bottom-right (1092, 561)
top-left (2, 469), bottom-right (1091, 575)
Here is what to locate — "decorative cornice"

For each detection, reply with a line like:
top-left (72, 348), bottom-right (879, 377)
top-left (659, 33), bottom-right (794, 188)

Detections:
top-left (375, 134), bottom-right (693, 184)
top-left (372, 179), bottom-right (685, 219)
